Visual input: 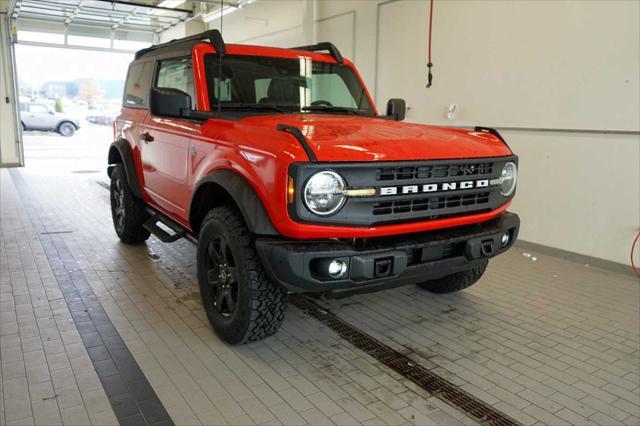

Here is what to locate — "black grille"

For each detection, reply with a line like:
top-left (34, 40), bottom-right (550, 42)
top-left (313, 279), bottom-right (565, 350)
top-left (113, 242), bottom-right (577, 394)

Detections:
top-left (289, 156), bottom-right (517, 227)
top-left (373, 192), bottom-right (491, 216)
top-left (377, 162), bottom-right (494, 181)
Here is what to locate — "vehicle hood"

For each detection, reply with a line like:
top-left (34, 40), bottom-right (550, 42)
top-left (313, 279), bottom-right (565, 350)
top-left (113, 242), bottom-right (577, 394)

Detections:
top-left (240, 114), bottom-right (512, 162)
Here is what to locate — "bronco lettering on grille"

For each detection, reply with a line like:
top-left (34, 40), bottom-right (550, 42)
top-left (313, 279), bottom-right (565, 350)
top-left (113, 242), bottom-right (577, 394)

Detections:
top-left (380, 179), bottom-right (490, 196)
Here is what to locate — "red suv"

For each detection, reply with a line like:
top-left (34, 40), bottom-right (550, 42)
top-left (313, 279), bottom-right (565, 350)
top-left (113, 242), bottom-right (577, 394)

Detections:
top-left (108, 30), bottom-right (519, 344)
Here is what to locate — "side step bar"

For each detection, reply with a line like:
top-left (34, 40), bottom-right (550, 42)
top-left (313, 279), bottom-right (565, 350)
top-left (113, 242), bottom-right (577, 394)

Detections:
top-left (143, 212), bottom-right (187, 243)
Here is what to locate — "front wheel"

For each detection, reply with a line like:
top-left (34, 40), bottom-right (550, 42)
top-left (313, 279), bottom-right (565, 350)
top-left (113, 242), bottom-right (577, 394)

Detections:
top-left (58, 122), bottom-right (76, 137)
top-left (110, 164), bottom-right (150, 244)
top-left (197, 206), bottom-right (287, 344)
top-left (417, 260), bottom-right (488, 293)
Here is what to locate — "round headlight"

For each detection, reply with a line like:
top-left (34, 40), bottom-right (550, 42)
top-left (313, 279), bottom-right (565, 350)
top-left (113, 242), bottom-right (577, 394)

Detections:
top-left (303, 171), bottom-right (346, 216)
top-left (501, 162), bottom-right (517, 196)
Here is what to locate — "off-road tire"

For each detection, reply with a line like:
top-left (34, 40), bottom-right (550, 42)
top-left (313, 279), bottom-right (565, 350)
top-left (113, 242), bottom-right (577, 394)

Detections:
top-left (58, 121), bottom-right (76, 137)
top-left (197, 206), bottom-right (287, 344)
top-left (110, 164), bottom-right (150, 244)
top-left (417, 260), bottom-right (489, 293)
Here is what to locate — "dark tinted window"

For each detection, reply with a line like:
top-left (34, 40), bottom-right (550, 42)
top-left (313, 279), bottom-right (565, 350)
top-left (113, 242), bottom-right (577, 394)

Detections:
top-left (204, 55), bottom-right (374, 115)
top-left (155, 58), bottom-right (195, 108)
top-left (123, 61), bottom-right (152, 108)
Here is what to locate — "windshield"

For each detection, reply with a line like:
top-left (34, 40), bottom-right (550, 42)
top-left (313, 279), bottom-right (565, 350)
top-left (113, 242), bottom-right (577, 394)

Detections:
top-left (204, 54), bottom-right (375, 115)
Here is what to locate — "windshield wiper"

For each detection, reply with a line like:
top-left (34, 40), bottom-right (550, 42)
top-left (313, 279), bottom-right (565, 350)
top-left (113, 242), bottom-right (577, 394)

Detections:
top-left (220, 103), bottom-right (288, 113)
top-left (301, 106), bottom-right (364, 115)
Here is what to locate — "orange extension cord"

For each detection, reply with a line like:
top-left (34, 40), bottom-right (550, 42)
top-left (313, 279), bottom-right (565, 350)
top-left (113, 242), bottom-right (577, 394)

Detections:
top-left (632, 231), bottom-right (640, 279)
top-left (426, 0), bottom-right (434, 88)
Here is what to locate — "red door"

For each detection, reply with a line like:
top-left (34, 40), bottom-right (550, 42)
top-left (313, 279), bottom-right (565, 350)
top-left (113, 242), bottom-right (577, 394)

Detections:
top-left (139, 117), bottom-right (200, 218)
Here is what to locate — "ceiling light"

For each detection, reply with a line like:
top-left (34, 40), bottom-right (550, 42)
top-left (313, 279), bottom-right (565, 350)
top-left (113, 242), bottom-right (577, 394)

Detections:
top-left (157, 0), bottom-right (185, 8)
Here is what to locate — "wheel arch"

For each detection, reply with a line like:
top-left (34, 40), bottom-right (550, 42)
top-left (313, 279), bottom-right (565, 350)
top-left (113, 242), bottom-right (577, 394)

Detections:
top-left (107, 139), bottom-right (144, 199)
top-left (189, 170), bottom-right (279, 236)
top-left (57, 120), bottom-right (77, 131)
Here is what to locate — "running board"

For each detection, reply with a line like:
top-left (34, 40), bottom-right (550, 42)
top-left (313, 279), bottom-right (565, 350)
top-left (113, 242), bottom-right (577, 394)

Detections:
top-left (143, 214), bottom-right (185, 243)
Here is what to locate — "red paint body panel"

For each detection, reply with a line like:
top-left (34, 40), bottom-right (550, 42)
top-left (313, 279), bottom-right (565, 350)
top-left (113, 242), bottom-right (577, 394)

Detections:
top-left (117, 43), bottom-right (514, 239)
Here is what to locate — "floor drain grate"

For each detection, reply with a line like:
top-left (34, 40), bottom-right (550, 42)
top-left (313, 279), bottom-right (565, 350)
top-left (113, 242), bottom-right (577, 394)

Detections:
top-left (292, 296), bottom-right (521, 426)
top-left (96, 181), bottom-right (110, 190)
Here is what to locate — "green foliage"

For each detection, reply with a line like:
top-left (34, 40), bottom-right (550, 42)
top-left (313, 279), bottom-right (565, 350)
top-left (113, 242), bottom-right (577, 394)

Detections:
top-left (54, 98), bottom-right (63, 113)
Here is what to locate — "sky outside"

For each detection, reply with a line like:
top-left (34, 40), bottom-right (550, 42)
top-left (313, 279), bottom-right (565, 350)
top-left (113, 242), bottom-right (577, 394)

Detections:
top-left (15, 44), bottom-right (134, 87)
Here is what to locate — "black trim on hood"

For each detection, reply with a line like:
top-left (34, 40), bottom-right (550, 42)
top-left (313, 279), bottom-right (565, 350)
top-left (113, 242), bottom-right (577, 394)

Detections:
top-left (277, 124), bottom-right (317, 162)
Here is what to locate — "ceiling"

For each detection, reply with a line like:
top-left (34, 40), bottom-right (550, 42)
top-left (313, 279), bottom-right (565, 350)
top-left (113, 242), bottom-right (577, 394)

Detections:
top-left (10, 0), bottom-right (193, 34)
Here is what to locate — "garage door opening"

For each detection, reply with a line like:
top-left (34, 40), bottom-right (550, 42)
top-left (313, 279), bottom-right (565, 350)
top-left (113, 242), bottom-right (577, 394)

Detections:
top-left (15, 38), bottom-right (139, 173)
top-left (6, 0), bottom-right (191, 171)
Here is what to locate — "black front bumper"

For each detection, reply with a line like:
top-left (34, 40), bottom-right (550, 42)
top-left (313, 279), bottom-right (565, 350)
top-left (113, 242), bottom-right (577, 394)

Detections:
top-left (256, 212), bottom-right (520, 298)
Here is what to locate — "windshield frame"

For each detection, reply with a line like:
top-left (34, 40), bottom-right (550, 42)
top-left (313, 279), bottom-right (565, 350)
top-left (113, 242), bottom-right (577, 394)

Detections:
top-left (192, 43), bottom-right (379, 117)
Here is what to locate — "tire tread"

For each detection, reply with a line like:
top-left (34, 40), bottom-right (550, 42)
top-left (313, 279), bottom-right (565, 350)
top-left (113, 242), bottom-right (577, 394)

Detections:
top-left (201, 206), bottom-right (287, 344)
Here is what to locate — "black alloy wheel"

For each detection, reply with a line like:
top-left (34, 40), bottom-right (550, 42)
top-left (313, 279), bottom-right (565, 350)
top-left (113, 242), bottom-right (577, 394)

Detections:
top-left (196, 206), bottom-right (287, 344)
top-left (205, 235), bottom-right (239, 318)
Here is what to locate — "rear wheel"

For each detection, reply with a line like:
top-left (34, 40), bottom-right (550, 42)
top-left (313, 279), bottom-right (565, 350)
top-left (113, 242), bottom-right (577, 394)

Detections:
top-left (197, 206), bottom-right (287, 344)
top-left (417, 260), bottom-right (488, 293)
top-left (110, 164), bottom-right (150, 244)
top-left (58, 122), bottom-right (76, 137)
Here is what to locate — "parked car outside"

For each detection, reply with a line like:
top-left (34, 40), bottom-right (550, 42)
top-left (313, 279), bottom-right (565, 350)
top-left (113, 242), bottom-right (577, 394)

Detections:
top-left (19, 102), bottom-right (81, 137)
top-left (86, 109), bottom-right (119, 125)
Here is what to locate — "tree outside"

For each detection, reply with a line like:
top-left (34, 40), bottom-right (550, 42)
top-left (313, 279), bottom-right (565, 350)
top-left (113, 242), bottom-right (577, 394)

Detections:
top-left (78, 79), bottom-right (105, 109)
top-left (54, 98), bottom-right (64, 113)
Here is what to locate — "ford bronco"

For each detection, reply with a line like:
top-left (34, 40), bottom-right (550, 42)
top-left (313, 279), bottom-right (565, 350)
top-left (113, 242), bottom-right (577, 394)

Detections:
top-left (108, 30), bottom-right (519, 344)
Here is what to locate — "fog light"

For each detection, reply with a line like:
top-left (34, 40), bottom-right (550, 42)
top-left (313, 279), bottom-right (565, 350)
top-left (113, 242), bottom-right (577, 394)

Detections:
top-left (328, 260), bottom-right (348, 279)
top-left (501, 232), bottom-right (510, 247)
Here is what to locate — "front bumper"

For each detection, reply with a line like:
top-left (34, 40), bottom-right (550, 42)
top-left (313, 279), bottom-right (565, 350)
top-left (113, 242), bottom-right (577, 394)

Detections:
top-left (256, 212), bottom-right (519, 298)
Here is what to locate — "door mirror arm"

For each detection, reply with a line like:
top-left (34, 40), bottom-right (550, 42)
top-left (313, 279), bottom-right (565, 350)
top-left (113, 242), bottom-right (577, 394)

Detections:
top-left (384, 98), bottom-right (406, 121)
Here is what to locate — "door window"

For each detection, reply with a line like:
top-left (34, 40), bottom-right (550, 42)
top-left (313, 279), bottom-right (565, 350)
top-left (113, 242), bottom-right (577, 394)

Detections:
top-left (156, 58), bottom-right (196, 108)
top-left (29, 104), bottom-right (49, 114)
top-left (123, 61), bottom-right (153, 108)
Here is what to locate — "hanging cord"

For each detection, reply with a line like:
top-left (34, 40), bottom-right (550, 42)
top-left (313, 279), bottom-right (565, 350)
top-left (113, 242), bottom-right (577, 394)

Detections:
top-left (631, 231), bottom-right (640, 279)
top-left (217, 0), bottom-right (224, 112)
top-left (426, 0), bottom-right (434, 88)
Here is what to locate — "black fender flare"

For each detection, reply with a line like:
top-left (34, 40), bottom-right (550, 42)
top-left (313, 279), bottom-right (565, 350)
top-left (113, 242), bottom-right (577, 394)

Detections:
top-left (107, 139), bottom-right (144, 199)
top-left (190, 170), bottom-right (279, 236)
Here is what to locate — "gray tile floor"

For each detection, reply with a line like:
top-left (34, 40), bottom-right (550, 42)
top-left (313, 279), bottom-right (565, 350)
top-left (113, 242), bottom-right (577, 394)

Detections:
top-left (1, 129), bottom-right (639, 425)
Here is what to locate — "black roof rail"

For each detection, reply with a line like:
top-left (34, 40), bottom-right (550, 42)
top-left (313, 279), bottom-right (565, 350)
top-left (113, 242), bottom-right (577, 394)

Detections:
top-left (135, 29), bottom-right (226, 60)
top-left (292, 42), bottom-right (343, 64)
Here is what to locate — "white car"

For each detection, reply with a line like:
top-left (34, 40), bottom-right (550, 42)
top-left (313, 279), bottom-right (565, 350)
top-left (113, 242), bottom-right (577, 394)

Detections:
top-left (19, 102), bottom-right (81, 137)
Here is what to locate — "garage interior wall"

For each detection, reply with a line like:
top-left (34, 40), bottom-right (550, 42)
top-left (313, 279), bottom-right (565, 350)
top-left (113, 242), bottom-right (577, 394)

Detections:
top-left (0, 14), bottom-right (22, 167)
top-left (177, 0), bottom-right (639, 267)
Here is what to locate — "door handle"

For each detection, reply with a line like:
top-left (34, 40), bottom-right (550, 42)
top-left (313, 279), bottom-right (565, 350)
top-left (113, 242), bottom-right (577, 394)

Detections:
top-left (141, 132), bottom-right (154, 143)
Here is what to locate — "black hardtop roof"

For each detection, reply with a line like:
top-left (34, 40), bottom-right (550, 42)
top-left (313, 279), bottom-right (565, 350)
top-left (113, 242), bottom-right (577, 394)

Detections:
top-left (134, 29), bottom-right (343, 64)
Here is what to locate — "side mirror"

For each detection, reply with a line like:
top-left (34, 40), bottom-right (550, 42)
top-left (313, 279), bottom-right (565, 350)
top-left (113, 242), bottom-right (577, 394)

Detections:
top-left (150, 87), bottom-right (191, 118)
top-left (386, 98), bottom-right (406, 121)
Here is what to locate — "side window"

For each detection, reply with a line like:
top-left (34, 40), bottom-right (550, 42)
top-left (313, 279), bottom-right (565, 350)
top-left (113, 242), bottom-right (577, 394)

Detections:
top-left (123, 62), bottom-right (152, 108)
top-left (30, 104), bottom-right (49, 114)
top-left (156, 58), bottom-right (195, 108)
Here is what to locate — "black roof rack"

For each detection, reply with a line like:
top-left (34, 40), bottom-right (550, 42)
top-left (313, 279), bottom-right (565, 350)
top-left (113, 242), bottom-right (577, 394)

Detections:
top-left (292, 42), bottom-right (343, 64)
top-left (135, 29), bottom-right (226, 60)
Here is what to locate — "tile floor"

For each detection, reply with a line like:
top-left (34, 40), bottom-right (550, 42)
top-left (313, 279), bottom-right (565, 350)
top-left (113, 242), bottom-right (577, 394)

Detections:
top-left (1, 136), bottom-right (638, 426)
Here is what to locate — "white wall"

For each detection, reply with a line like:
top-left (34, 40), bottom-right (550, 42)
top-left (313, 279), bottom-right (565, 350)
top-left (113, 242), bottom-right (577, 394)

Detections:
top-left (175, 0), bottom-right (640, 266)
top-left (0, 15), bottom-right (22, 167)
